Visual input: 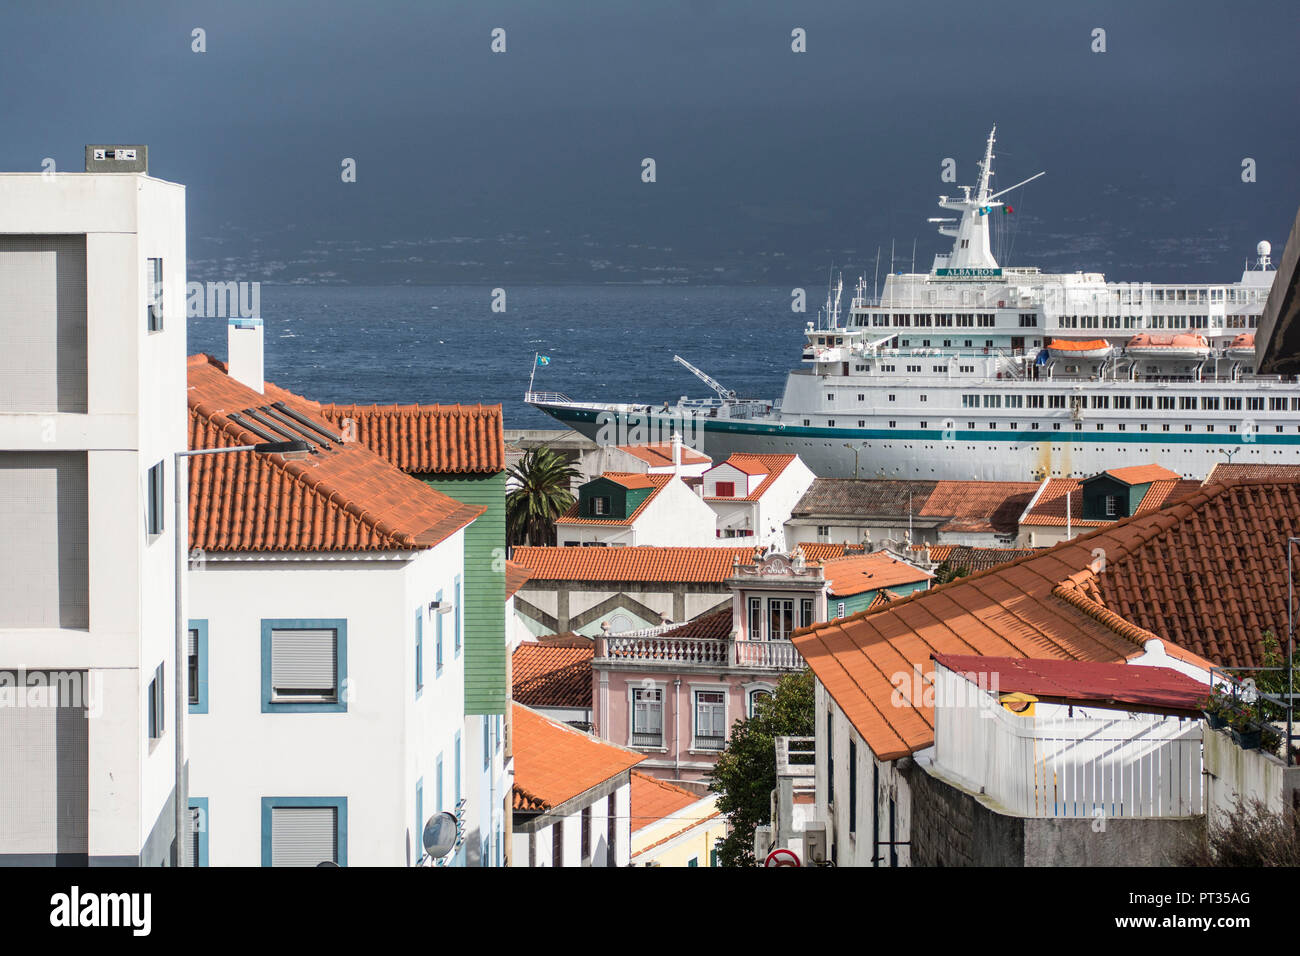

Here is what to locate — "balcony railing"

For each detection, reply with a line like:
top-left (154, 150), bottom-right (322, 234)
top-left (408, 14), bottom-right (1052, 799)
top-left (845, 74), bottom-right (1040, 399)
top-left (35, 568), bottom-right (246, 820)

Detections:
top-left (631, 731), bottom-right (664, 748)
top-left (599, 635), bottom-right (804, 671)
top-left (605, 635), bottom-right (730, 665)
top-left (734, 640), bottom-right (804, 669)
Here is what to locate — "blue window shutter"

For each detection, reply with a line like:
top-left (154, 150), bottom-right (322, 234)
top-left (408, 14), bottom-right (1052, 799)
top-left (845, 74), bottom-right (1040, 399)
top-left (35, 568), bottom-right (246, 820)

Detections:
top-left (435, 589), bottom-right (444, 675)
top-left (455, 732), bottom-right (462, 802)
top-left (454, 574), bottom-right (462, 655)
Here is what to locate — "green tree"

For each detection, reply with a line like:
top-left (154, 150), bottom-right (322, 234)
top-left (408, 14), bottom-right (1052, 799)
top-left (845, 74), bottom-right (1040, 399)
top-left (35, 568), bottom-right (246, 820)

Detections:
top-left (506, 446), bottom-right (578, 546)
top-left (709, 670), bottom-right (815, 867)
top-left (933, 561), bottom-right (970, 585)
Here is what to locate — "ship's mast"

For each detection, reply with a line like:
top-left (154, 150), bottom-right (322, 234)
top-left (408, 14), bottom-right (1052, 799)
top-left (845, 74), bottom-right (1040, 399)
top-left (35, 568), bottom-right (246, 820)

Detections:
top-left (934, 126), bottom-right (1044, 272)
top-left (976, 125), bottom-right (996, 205)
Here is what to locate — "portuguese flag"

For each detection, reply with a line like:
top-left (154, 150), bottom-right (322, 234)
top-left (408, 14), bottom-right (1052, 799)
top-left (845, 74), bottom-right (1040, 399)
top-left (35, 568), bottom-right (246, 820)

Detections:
top-left (1004, 205), bottom-right (1014, 215)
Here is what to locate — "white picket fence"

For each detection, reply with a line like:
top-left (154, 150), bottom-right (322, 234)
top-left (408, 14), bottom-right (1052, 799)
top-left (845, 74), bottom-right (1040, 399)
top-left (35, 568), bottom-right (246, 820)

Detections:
top-left (932, 667), bottom-right (1203, 818)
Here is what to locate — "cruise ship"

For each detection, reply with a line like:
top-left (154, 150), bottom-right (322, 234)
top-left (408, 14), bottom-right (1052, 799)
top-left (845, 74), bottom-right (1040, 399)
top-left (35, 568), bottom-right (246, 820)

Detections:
top-left (527, 128), bottom-right (1296, 481)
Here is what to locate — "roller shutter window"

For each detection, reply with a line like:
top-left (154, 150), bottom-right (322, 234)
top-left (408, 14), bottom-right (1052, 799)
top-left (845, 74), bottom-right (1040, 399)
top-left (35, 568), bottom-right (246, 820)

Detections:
top-left (270, 806), bottom-right (337, 867)
top-left (270, 629), bottom-right (338, 702)
top-left (187, 628), bottom-right (200, 705)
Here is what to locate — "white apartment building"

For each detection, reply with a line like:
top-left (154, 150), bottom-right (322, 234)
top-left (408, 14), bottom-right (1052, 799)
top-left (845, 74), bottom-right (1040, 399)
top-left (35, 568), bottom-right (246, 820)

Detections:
top-left (0, 154), bottom-right (188, 865)
top-left (184, 342), bottom-right (486, 866)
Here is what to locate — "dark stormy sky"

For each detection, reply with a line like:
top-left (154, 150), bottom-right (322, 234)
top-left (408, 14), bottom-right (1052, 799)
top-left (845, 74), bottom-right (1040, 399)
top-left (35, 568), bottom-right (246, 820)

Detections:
top-left (2, 0), bottom-right (1297, 285)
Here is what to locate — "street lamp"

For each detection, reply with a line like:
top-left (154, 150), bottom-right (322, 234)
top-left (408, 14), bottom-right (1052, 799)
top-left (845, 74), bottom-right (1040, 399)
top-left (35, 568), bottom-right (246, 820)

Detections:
top-left (173, 439), bottom-right (312, 865)
top-left (842, 442), bottom-right (867, 479)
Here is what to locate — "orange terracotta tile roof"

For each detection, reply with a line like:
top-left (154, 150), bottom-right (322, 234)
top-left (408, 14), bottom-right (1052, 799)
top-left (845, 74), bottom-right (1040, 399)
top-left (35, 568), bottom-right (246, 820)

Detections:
top-left (512, 543), bottom-right (855, 584)
top-left (512, 545), bottom-right (760, 582)
top-left (187, 355), bottom-right (484, 552)
top-left (258, 380), bottom-right (504, 475)
top-left (706, 454), bottom-right (798, 501)
top-left (822, 552), bottom-right (932, 597)
top-left (795, 543), bottom-right (853, 563)
top-left (1022, 476), bottom-right (1200, 527)
top-left (928, 545), bottom-right (1042, 574)
top-left (919, 480), bottom-right (1039, 535)
top-left (511, 703), bottom-right (644, 811)
top-left (512, 637), bottom-right (594, 709)
top-left (1205, 463), bottom-right (1300, 483)
top-left (1136, 479), bottom-right (1201, 512)
top-left (914, 543), bottom-right (956, 563)
top-left (1104, 464), bottom-right (1182, 485)
top-left (662, 606), bottom-right (734, 640)
top-left (504, 560), bottom-right (531, 600)
top-left (1018, 479), bottom-right (1099, 527)
top-left (794, 480), bottom-right (1296, 760)
top-left (634, 809), bottom-right (724, 858)
top-left (630, 771), bottom-right (704, 832)
top-left (601, 473), bottom-right (658, 490)
top-left (555, 473), bottom-right (672, 526)
top-left (867, 589), bottom-right (903, 610)
top-left (618, 443), bottom-right (711, 467)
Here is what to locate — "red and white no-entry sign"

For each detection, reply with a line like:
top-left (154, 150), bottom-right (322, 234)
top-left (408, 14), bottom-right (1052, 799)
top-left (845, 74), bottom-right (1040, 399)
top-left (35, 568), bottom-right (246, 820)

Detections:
top-left (764, 848), bottom-right (801, 867)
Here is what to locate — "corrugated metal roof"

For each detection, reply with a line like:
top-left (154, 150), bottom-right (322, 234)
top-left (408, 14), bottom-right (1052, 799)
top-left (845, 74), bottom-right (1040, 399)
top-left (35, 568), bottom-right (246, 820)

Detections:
top-left (932, 654), bottom-right (1208, 714)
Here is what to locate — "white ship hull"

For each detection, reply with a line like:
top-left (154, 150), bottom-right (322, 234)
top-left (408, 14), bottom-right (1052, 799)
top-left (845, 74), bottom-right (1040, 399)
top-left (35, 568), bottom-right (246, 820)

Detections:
top-left (532, 397), bottom-right (1300, 480)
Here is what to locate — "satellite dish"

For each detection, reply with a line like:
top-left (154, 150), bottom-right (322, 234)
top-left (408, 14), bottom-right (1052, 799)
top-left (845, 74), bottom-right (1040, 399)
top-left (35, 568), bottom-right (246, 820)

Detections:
top-left (315, 860), bottom-right (339, 868)
top-left (422, 811), bottom-right (459, 859)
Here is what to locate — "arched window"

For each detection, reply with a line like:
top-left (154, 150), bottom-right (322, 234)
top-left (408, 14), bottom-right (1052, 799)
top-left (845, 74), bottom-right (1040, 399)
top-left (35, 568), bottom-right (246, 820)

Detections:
top-left (747, 687), bottom-right (774, 718)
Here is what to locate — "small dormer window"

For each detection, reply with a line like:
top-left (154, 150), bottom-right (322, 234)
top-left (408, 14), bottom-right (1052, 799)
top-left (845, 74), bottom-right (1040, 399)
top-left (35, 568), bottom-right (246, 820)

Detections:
top-left (1104, 495), bottom-right (1119, 517)
top-left (715, 481), bottom-right (735, 498)
top-left (592, 496), bottom-right (610, 516)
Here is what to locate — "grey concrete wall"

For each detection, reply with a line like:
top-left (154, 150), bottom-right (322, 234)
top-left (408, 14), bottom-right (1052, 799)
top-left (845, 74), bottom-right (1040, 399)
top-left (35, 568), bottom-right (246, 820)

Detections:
top-left (1022, 817), bottom-right (1203, 867)
top-left (1203, 725), bottom-right (1300, 819)
top-left (907, 759), bottom-right (1023, 866)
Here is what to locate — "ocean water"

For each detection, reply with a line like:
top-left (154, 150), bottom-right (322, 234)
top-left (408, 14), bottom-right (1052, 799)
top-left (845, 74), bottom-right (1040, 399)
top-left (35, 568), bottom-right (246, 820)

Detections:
top-left (187, 285), bottom-right (805, 430)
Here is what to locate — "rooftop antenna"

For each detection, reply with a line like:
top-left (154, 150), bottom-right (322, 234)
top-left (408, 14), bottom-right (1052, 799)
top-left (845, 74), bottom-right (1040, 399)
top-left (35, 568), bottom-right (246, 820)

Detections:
top-left (873, 247), bottom-right (881, 302)
top-left (1066, 485), bottom-right (1072, 541)
top-left (911, 239), bottom-right (916, 274)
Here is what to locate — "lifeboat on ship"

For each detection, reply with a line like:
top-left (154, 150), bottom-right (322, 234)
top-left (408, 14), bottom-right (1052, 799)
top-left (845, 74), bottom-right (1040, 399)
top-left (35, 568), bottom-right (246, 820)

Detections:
top-left (1046, 339), bottom-right (1113, 361)
top-left (1226, 333), bottom-right (1256, 361)
top-left (1124, 333), bottom-right (1211, 360)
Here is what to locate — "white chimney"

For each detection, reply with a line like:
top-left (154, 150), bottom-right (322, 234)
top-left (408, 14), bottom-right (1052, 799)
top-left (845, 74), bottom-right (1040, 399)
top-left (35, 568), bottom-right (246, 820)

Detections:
top-left (671, 430), bottom-right (682, 476)
top-left (228, 317), bottom-right (264, 393)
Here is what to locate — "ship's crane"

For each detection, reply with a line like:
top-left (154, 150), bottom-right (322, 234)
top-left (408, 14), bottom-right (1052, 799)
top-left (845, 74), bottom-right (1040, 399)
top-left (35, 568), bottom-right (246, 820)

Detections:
top-left (673, 354), bottom-right (736, 402)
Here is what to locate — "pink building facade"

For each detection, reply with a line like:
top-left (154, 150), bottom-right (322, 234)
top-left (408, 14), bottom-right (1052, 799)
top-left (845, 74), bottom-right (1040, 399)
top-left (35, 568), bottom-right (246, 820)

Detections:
top-left (591, 549), bottom-right (823, 788)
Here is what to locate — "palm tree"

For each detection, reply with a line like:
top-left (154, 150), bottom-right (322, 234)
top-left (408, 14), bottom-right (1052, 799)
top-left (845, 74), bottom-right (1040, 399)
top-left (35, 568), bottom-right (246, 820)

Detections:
top-left (506, 446), bottom-right (578, 546)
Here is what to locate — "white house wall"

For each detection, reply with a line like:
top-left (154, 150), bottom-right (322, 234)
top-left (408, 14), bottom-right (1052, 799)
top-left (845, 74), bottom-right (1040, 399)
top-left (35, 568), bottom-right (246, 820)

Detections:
top-left (815, 679), bottom-right (913, 867)
top-left (753, 458), bottom-right (815, 550)
top-left (513, 780), bottom-right (631, 867)
top-left (188, 529), bottom-right (468, 866)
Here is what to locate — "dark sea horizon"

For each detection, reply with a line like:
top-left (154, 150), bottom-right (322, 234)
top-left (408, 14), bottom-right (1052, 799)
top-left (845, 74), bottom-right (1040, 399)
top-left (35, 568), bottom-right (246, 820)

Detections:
top-left (187, 284), bottom-right (806, 431)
